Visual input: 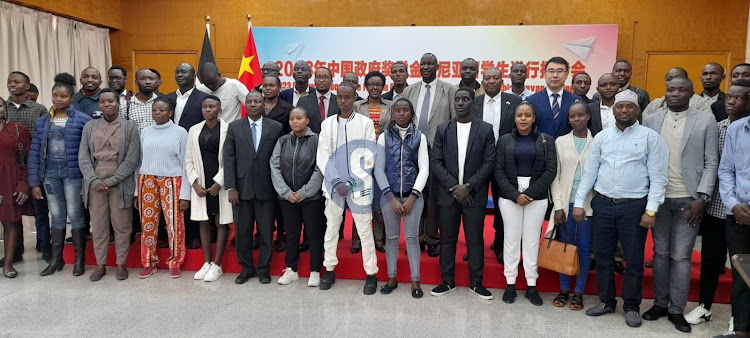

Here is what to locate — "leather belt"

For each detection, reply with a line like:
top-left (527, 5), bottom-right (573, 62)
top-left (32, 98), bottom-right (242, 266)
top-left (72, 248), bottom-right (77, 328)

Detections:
top-left (594, 191), bottom-right (646, 204)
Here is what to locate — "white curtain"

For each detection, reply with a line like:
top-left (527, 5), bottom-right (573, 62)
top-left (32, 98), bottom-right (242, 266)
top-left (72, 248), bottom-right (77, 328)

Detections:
top-left (0, 1), bottom-right (111, 108)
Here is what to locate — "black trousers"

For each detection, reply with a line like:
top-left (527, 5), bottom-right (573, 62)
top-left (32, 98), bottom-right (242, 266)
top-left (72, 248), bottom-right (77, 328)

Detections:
top-left (234, 199), bottom-right (276, 274)
top-left (698, 213), bottom-right (728, 309)
top-left (591, 196), bottom-right (648, 312)
top-left (439, 203), bottom-right (485, 286)
top-left (490, 179), bottom-right (504, 252)
top-left (726, 216), bottom-right (750, 332)
top-left (185, 208), bottom-right (200, 243)
top-left (280, 198), bottom-right (324, 272)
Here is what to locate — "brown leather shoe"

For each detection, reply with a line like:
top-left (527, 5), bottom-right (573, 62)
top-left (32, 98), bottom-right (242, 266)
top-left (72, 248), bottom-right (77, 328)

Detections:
top-left (90, 265), bottom-right (106, 282)
top-left (116, 265), bottom-right (128, 280)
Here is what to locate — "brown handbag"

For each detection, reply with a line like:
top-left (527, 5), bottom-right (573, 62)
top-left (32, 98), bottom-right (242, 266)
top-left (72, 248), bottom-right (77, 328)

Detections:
top-left (538, 223), bottom-right (580, 276)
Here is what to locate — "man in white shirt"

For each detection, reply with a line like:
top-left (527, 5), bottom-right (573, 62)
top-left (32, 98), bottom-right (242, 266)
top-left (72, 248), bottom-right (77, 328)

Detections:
top-left (197, 62), bottom-right (250, 123)
top-left (588, 73), bottom-right (619, 135)
top-left (505, 62), bottom-right (535, 100)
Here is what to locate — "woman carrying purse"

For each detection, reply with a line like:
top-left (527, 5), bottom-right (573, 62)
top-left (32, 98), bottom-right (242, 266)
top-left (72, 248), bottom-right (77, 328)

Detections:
top-left (549, 102), bottom-right (595, 310)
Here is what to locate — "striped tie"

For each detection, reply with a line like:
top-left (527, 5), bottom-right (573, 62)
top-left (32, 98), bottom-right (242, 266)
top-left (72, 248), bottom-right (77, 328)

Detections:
top-left (551, 93), bottom-right (560, 120)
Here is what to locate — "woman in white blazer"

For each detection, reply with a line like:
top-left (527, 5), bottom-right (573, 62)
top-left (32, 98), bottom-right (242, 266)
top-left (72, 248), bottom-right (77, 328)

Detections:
top-left (185, 95), bottom-right (232, 282)
top-left (549, 101), bottom-right (595, 311)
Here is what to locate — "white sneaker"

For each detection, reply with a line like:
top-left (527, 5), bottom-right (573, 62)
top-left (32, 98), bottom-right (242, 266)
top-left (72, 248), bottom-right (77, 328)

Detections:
top-left (685, 303), bottom-right (712, 324)
top-left (729, 316), bottom-right (734, 332)
top-left (277, 267), bottom-right (299, 285)
top-left (194, 262), bottom-right (211, 280)
top-left (308, 271), bottom-right (320, 287)
top-left (203, 262), bottom-right (223, 282)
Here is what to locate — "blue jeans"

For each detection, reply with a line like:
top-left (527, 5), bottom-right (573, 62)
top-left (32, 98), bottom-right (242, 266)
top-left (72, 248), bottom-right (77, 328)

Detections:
top-left (591, 196), bottom-right (648, 312)
top-left (43, 160), bottom-right (85, 230)
top-left (558, 203), bottom-right (592, 294)
top-left (382, 196), bottom-right (424, 281)
top-left (652, 197), bottom-right (700, 314)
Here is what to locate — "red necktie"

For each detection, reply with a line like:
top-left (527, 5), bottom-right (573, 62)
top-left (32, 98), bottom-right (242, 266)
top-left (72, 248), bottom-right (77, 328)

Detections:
top-left (319, 96), bottom-right (326, 121)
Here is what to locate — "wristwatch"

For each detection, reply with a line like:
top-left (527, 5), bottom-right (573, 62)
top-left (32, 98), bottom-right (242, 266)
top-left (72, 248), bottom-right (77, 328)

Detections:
top-left (464, 182), bottom-right (471, 190)
top-left (699, 193), bottom-right (711, 204)
top-left (645, 210), bottom-right (657, 217)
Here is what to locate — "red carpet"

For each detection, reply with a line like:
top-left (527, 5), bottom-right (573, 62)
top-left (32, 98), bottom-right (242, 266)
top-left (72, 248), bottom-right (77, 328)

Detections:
top-left (64, 213), bottom-right (731, 303)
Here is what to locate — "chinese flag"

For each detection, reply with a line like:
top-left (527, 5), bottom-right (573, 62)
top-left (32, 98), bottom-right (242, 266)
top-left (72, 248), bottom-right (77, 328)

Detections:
top-left (237, 23), bottom-right (262, 118)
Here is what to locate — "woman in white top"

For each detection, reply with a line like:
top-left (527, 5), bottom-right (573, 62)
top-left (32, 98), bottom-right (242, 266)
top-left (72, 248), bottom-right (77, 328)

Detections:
top-left (185, 95), bottom-right (232, 282)
top-left (549, 101), bottom-right (595, 310)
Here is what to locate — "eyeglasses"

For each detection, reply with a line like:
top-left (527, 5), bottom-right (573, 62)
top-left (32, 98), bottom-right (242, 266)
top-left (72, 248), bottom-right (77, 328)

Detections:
top-left (261, 68), bottom-right (277, 73)
top-left (316, 76), bottom-right (332, 81)
top-left (366, 83), bottom-right (384, 88)
top-left (545, 69), bottom-right (568, 75)
top-left (108, 76), bottom-right (124, 81)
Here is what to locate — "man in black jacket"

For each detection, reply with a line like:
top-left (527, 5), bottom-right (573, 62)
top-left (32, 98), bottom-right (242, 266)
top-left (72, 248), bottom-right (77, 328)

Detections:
top-left (429, 87), bottom-right (496, 300)
top-left (225, 91), bottom-right (284, 285)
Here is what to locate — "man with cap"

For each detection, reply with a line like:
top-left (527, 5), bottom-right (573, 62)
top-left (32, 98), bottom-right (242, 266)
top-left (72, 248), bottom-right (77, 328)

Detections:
top-left (573, 90), bottom-right (669, 328)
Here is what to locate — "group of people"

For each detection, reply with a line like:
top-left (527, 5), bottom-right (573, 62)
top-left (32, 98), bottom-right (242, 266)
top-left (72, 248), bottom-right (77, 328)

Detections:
top-left (1, 52), bottom-right (749, 337)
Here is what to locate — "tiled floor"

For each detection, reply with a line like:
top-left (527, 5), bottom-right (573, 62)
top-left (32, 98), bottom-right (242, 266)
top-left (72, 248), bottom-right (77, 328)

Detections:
top-left (0, 249), bottom-right (733, 337)
top-left (0, 218), bottom-right (734, 337)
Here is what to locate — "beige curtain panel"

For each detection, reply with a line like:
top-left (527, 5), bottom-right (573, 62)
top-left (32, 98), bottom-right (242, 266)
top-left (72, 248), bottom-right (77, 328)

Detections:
top-left (0, 1), bottom-right (112, 108)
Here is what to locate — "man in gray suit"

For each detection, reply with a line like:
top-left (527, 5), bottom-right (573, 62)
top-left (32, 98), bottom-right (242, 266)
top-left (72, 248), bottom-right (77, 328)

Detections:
top-left (402, 52), bottom-right (457, 256)
top-left (641, 77), bottom-right (719, 333)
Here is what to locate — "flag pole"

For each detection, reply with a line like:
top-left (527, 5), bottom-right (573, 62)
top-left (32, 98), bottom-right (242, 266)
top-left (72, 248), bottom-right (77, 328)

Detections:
top-left (247, 14), bottom-right (252, 30)
top-left (205, 15), bottom-right (211, 38)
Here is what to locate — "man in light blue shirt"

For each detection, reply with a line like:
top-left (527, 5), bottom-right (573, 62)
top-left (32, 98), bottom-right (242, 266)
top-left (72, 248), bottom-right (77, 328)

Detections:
top-left (572, 90), bottom-right (669, 328)
top-left (717, 82), bottom-right (750, 335)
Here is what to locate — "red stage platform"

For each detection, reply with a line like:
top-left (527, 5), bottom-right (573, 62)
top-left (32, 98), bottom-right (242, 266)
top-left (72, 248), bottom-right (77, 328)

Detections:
top-left (64, 213), bottom-right (732, 303)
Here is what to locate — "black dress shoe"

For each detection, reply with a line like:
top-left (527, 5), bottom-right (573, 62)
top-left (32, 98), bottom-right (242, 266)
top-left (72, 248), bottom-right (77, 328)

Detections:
top-left (375, 246), bottom-right (385, 253)
top-left (380, 282), bottom-right (397, 294)
top-left (427, 244), bottom-right (439, 257)
top-left (235, 271), bottom-right (257, 284)
top-left (668, 314), bottom-right (692, 332)
top-left (642, 305), bottom-right (669, 321)
top-left (614, 261), bottom-right (626, 275)
top-left (274, 239), bottom-right (286, 252)
top-left (462, 253), bottom-right (468, 261)
top-left (259, 272), bottom-right (271, 284)
top-left (298, 241), bottom-right (309, 252)
top-left (351, 246), bottom-right (361, 254)
top-left (412, 288), bottom-right (424, 298)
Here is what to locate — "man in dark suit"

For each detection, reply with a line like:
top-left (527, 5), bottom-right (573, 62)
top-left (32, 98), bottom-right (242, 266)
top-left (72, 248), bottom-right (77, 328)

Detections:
top-left (166, 63), bottom-right (208, 250)
top-left (572, 72), bottom-right (594, 104)
top-left (280, 61), bottom-right (315, 106)
top-left (588, 73), bottom-right (619, 136)
top-left (593, 60), bottom-right (651, 112)
top-left (225, 91), bottom-right (284, 285)
top-left (382, 62), bottom-right (409, 101)
top-left (297, 67), bottom-right (340, 133)
top-left (712, 63), bottom-right (750, 122)
top-left (402, 53), bottom-right (458, 257)
top-left (470, 67), bottom-right (520, 263)
top-left (430, 87), bottom-right (496, 300)
top-left (526, 56), bottom-right (582, 139)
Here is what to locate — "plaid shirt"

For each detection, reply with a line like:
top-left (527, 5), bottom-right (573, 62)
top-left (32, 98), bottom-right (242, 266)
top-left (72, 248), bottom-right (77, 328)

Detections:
top-left (706, 118), bottom-right (730, 219)
top-left (121, 93), bottom-right (157, 131)
top-left (5, 97), bottom-right (47, 135)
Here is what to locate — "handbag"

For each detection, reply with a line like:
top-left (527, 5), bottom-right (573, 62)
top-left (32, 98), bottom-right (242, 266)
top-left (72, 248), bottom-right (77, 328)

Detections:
top-left (538, 222), bottom-right (580, 276)
top-left (13, 122), bottom-right (27, 168)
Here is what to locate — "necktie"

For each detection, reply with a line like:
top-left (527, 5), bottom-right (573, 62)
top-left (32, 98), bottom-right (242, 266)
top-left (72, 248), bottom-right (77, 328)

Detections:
top-left (551, 93), bottom-right (560, 120)
top-left (488, 98), bottom-right (499, 140)
top-left (319, 96), bottom-right (326, 121)
top-left (418, 84), bottom-right (431, 133)
top-left (251, 122), bottom-right (258, 151)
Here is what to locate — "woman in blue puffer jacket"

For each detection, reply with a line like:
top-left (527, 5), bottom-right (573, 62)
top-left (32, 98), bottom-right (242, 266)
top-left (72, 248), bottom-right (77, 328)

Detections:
top-left (28, 73), bottom-right (92, 277)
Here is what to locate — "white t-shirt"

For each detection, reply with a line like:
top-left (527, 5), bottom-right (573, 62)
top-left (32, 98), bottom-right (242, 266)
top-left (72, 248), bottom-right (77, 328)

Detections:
top-left (456, 121), bottom-right (472, 184)
top-left (196, 78), bottom-right (249, 123)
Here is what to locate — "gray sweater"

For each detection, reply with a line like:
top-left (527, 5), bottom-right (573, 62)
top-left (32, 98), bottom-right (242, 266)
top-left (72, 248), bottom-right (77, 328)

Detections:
top-left (79, 117), bottom-right (141, 208)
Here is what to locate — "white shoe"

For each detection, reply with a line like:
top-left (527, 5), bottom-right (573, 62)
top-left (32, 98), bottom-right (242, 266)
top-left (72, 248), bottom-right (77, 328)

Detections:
top-left (308, 271), bottom-right (320, 287)
top-left (685, 303), bottom-right (712, 324)
top-left (729, 316), bottom-right (734, 332)
top-left (194, 262), bottom-right (211, 280)
top-left (203, 262), bottom-right (223, 282)
top-left (277, 267), bottom-right (299, 285)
